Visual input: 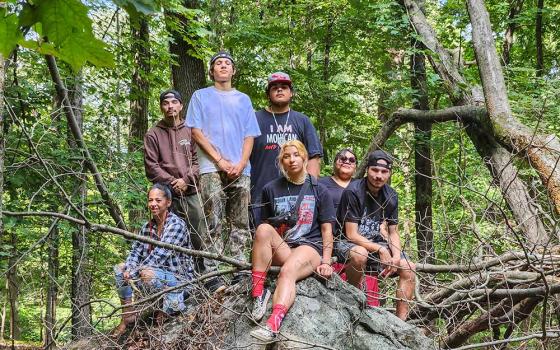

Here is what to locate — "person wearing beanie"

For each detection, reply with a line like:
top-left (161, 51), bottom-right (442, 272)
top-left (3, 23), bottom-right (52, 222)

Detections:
top-left (186, 51), bottom-right (261, 269)
top-left (334, 149), bottom-right (416, 320)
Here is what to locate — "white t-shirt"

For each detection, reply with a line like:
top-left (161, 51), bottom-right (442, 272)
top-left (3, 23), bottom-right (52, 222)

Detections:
top-left (186, 86), bottom-right (261, 176)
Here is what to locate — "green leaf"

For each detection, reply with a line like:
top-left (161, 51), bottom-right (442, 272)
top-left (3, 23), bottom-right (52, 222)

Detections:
top-left (57, 33), bottom-right (114, 71)
top-left (113, 0), bottom-right (158, 16)
top-left (18, 0), bottom-right (114, 71)
top-left (0, 8), bottom-right (23, 57)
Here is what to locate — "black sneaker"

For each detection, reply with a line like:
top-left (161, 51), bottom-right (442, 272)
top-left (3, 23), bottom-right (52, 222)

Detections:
top-left (205, 277), bottom-right (226, 293)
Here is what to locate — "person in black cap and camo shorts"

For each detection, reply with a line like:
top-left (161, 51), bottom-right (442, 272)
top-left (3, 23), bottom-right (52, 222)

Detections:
top-left (186, 51), bottom-right (261, 273)
top-left (250, 71), bottom-right (323, 227)
top-left (334, 150), bottom-right (416, 320)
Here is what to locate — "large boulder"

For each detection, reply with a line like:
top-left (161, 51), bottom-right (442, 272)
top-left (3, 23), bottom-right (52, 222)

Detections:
top-left (64, 274), bottom-right (434, 349)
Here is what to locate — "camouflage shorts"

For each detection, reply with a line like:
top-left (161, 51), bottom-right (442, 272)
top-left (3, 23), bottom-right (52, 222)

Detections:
top-left (199, 172), bottom-right (251, 263)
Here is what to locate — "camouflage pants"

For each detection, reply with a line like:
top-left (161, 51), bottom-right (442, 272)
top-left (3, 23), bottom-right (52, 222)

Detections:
top-left (172, 193), bottom-right (219, 277)
top-left (199, 172), bottom-right (251, 263)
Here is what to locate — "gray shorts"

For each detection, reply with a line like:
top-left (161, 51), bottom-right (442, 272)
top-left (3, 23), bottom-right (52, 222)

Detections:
top-left (334, 239), bottom-right (408, 274)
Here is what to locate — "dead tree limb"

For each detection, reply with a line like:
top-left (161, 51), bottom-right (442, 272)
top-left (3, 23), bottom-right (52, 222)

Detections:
top-left (2, 210), bottom-right (250, 269)
top-left (394, 0), bottom-right (548, 246)
top-left (443, 297), bottom-right (542, 348)
top-left (45, 55), bottom-right (127, 230)
top-left (468, 0), bottom-right (560, 218)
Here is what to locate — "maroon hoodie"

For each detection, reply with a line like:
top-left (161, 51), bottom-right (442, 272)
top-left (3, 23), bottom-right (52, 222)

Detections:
top-left (144, 119), bottom-right (199, 196)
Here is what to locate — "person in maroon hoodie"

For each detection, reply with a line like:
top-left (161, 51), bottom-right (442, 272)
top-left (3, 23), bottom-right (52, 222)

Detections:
top-left (144, 89), bottom-right (224, 292)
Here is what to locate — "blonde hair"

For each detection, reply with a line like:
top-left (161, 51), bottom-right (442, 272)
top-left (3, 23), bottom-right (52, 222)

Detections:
top-left (277, 140), bottom-right (309, 178)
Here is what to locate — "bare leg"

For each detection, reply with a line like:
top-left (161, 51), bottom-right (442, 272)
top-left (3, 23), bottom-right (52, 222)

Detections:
top-left (252, 224), bottom-right (292, 272)
top-left (271, 245), bottom-right (321, 310)
top-left (395, 260), bottom-right (416, 320)
top-left (345, 245), bottom-right (368, 288)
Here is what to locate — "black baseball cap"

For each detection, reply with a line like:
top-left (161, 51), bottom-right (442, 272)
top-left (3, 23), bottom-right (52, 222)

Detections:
top-left (367, 150), bottom-right (393, 169)
top-left (159, 89), bottom-right (182, 104)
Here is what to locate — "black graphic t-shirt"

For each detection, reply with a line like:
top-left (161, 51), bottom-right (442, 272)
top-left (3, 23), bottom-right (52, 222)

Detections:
top-left (261, 176), bottom-right (335, 244)
top-left (336, 178), bottom-right (398, 242)
top-left (250, 109), bottom-right (323, 206)
top-left (318, 176), bottom-right (358, 212)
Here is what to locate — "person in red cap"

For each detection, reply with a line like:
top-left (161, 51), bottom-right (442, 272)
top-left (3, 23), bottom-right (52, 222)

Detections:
top-left (334, 150), bottom-right (416, 320)
top-left (250, 71), bottom-right (323, 227)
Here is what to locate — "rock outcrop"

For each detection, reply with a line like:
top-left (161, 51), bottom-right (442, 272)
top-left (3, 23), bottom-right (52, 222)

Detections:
top-left (65, 274), bottom-right (434, 349)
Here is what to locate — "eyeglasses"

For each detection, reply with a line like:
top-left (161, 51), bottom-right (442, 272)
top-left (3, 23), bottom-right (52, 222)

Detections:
top-left (338, 156), bottom-right (356, 164)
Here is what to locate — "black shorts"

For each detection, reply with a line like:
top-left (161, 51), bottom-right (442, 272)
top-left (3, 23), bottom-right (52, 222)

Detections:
top-left (334, 239), bottom-right (408, 274)
top-left (287, 239), bottom-right (323, 257)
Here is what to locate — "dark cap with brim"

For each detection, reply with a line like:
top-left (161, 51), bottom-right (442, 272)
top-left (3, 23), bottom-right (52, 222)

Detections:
top-left (159, 89), bottom-right (182, 104)
top-left (210, 51), bottom-right (234, 66)
top-left (367, 150), bottom-right (393, 169)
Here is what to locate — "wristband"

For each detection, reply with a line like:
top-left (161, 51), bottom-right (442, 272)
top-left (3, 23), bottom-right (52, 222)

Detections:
top-left (215, 157), bottom-right (223, 165)
top-left (320, 258), bottom-right (332, 266)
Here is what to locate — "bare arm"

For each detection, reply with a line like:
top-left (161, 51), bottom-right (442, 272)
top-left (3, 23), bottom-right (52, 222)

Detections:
top-left (387, 224), bottom-right (402, 257)
top-left (345, 222), bottom-right (385, 253)
top-left (191, 128), bottom-right (233, 172)
top-left (307, 156), bottom-right (321, 177)
top-left (316, 222), bottom-right (334, 277)
top-left (345, 221), bottom-right (392, 273)
top-left (229, 136), bottom-right (254, 178)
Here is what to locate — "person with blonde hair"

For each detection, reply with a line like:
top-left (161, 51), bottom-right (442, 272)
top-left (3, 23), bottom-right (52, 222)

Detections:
top-left (249, 140), bottom-right (335, 341)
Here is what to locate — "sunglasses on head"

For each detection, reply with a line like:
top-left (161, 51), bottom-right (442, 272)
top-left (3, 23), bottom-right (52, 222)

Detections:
top-left (338, 155), bottom-right (356, 164)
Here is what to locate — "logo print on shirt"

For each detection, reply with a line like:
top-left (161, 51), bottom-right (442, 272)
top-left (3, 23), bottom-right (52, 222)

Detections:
top-left (266, 123), bottom-right (299, 147)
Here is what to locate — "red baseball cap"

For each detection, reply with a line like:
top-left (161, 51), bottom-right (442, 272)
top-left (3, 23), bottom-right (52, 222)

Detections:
top-left (267, 72), bottom-right (292, 91)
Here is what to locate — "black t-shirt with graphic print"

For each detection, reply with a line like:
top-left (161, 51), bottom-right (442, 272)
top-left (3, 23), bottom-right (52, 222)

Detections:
top-left (261, 176), bottom-right (335, 245)
top-left (318, 176), bottom-right (358, 213)
top-left (336, 178), bottom-right (398, 242)
top-left (250, 109), bottom-right (323, 207)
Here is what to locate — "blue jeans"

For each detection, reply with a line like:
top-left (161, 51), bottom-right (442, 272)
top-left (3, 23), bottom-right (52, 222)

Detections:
top-left (115, 265), bottom-right (186, 314)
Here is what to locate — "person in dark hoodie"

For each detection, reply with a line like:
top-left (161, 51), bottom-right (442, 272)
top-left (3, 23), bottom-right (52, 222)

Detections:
top-left (143, 89), bottom-right (224, 292)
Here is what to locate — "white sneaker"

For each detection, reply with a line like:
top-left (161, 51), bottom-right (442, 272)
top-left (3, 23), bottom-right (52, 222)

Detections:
top-left (251, 288), bottom-right (271, 321)
top-left (250, 325), bottom-right (277, 342)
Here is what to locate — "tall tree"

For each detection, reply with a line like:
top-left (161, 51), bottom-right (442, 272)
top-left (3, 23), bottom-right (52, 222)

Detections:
top-left (410, 0), bottom-right (433, 264)
top-left (129, 15), bottom-right (150, 152)
top-left (67, 73), bottom-right (93, 339)
top-left (167, 0), bottom-right (206, 104)
top-left (501, 0), bottom-right (524, 65)
top-left (535, 0), bottom-right (544, 76)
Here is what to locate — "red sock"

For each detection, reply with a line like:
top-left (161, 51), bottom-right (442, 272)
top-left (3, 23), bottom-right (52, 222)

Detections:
top-left (266, 304), bottom-right (288, 332)
top-left (251, 270), bottom-right (267, 297)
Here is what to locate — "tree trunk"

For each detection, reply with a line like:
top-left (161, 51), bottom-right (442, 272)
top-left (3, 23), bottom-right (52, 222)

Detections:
top-left (129, 15), bottom-right (150, 152)
top-left (467, 0), bottom-right (549, 246)
top-left (410, 14), bottom-right (434, 264)
top-left (7, 231), bottom-right (20, 340)
top-left (67, 74), bottom-right (92, 339)
top-left (129, 15), bottom-right (150, 228)
top-left (44, 217), bottom-right (59, 349)
top-left (1, 279), bottom-right (7, 341)
top-left (501, 0), bottom-right (524, 65)
top-left (398, 0), bottom-right (548, 246)
top-left (535, 0), bottom-right (544, 76)
top-left (318, 16), bottom-right (334, 163)
top-left (167, 0), bottom-right (206, 105)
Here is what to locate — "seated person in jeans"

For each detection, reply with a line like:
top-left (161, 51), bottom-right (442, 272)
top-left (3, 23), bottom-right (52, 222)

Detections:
top-left (112, 183), bottom-right (194, 336)
top-left (335, 150), bottom-right (415, 320)
top-left (250, 140), bottom-right (335, 341)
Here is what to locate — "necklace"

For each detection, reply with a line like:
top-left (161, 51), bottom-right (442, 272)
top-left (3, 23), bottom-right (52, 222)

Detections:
top-left (287, 171), bottom-right (307, 185)
top-left (270, 108), bottom-right (291, 136)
